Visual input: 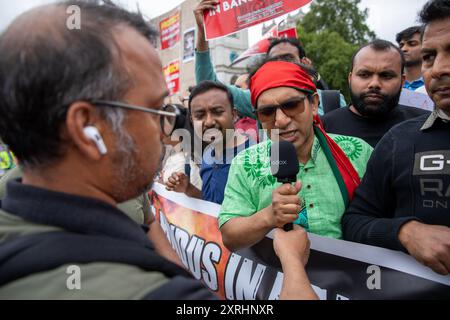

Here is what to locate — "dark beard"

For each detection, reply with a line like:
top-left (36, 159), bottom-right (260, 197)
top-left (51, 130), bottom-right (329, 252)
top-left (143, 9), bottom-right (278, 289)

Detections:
top-left (350, 85), bottom-right (402, 119)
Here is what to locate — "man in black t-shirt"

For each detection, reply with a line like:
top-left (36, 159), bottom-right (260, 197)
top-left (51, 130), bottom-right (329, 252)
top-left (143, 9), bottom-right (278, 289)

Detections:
top-left (342, 0), bottom-right (450, 276)
top-left (322, 39), bottom-right (429, 148)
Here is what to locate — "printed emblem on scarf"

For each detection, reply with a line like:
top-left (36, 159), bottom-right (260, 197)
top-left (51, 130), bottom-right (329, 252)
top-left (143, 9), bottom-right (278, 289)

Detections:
top-left (334, 136), bottom-right (363, 161)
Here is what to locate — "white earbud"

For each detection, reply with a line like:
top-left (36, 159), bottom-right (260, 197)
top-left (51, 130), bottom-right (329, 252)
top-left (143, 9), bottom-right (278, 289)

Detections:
top-left (83, 126), bottom-right (108, 155)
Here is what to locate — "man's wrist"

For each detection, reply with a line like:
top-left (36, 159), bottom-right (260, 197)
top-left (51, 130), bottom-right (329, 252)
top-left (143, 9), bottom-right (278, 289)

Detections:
top-left (398, 220), bottom-right (420, 249)
top-left (260, 205), bottom-right (275, 229)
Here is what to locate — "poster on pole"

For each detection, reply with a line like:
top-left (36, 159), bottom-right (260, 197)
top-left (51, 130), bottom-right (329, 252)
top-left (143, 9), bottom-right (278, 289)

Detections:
top-left (230, 25), bottom-right (277, 66)
top-left (183, 28), bottom-right (196, 63)
top-left (160, 10), bottom-right (181, 50)
top-left (231, 25), bottom-right (299, 66)
top-left (204, 0), bottom-right (312, 40)
top-left (163, 60), bottom-right (180, 95)
top-left (278, 26), bottom-right (298, 39)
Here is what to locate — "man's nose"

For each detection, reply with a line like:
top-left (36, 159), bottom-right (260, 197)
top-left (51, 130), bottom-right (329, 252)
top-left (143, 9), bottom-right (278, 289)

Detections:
top-left (274, 108), bottom-right (291, 128)
top-left (368, 76), bottom-right (382, 90)
top-left (204, 112), bottom-right (216, 128)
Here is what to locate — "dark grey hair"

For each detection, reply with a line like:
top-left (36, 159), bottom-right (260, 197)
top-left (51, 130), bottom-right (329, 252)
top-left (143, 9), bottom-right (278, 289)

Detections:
top-left (0, 0), bottom-right (157, 169)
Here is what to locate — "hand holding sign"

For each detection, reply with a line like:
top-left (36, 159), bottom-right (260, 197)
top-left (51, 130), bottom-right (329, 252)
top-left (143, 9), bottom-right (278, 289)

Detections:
top-left (194, 0), bottom-right (219, 29)
top-left (204, 0), bottom-right (312, 40)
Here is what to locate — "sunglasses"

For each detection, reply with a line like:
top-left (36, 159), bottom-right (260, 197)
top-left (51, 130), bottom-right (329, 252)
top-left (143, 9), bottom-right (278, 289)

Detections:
top-left (254, 95), bottom-right (311, 123)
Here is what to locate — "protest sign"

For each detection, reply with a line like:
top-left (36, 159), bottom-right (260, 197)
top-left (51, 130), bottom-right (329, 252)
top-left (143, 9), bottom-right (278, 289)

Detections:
top-left (163, 60), bottom-right (180, 95)
top-left (231, 25), bottom-right (299, 66)
top-left (160, 10), bottom-right (181, 50)
top-left (399, 89), bottom-right (434, 111)
top-left (183, 28), bottom-right (196, 63)
top-left (278, 26), bottom-right (298, 38)
top-left (150, 183), bottom-right (450, 300)
top-left (230, 25), bottom-right (277, 65)
top-left (204, 0), bottom-right (312, 40)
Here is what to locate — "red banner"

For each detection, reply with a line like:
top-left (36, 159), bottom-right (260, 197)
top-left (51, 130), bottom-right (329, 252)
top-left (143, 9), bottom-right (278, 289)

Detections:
top-left (278, 27), bottom-right (298, 39)
top-left (231, 25), bottom-right (299, 66)
top-left (204, 0), bottom-right (312, 40)
top-left (231, 25), bottom-right (277, 65)
top-left (160, 10), bottom-right (181, 50)
top-left (163, 60), bottom-right (180, 95)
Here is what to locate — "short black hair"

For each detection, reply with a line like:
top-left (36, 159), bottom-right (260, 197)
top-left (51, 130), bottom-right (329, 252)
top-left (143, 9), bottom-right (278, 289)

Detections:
top-left (420, 0), bottom-right (450, 25)
top-left (267, 37), bottom-right (306, 59)
top-left (351, 39), bottom-right (405, 74)
top-left (0, 0), bottom-right (157, 169)
top-left (188, 81), bottom-right (234, 111)
top-left (396, 26), bottom-right (423, 44)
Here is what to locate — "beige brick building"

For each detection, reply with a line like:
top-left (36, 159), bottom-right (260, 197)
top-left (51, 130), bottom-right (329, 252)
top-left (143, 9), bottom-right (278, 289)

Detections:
top-left (150, 0), bottom-right (249, 103)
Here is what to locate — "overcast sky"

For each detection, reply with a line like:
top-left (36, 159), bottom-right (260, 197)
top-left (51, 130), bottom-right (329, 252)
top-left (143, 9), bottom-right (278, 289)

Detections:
top-left (0, 0), bottom-right (429, 44)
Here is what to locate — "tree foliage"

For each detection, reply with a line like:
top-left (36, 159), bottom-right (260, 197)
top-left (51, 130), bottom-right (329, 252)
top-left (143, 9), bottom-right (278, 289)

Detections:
top-left (301, 0), bottom-right (376, 45)
top-left (298, 29), bottom-right (358, 99)
top-left (297, 0), bottom-right (376, 99)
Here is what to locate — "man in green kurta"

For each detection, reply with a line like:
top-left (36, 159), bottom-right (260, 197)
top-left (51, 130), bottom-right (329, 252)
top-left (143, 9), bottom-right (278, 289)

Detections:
top-left (219, 58), bottom-right (373, 251)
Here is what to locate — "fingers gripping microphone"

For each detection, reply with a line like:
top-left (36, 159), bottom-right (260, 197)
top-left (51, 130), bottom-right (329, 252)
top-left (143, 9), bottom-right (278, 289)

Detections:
top-left (270, 141), bottom-right (300, 231)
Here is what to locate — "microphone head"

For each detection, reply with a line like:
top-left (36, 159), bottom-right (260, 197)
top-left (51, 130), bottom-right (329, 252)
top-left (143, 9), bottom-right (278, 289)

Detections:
top-left (270, 140), bottom-right (299, 183)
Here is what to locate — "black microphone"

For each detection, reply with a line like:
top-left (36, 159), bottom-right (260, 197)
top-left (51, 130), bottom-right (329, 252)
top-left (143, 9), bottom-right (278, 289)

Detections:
top-left (270, 141), bottom-right (300, 232)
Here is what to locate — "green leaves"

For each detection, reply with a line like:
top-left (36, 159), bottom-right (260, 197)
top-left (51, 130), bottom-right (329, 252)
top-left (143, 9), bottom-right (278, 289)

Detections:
top-left (297, 0), bottom-right (376, 100)
top-left (301, 0), bottom-right (375, 45)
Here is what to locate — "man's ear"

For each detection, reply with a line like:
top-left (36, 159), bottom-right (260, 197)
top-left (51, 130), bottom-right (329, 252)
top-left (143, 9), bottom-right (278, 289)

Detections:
top-left (232, 108), bottom-right (238, 123)
top-left (401, 73), bottom-right (406, 88)
top-left (65, 102), bottom-right (106, 161)
top-left (311, 93), bottom-right (320, 116)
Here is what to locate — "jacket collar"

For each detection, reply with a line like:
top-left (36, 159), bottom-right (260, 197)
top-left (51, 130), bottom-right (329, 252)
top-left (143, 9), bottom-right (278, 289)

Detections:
top-left (1, 179), bottom-right (151, 247)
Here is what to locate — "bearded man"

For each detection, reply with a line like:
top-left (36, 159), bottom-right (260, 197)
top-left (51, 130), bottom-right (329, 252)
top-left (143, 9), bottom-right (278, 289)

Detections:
top-left (322, 39), bottom-right (429, 148)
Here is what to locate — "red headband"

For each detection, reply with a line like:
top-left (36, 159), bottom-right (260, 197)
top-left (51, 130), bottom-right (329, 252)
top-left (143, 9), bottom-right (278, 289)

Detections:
top-left (250, 61), bottom-right (317, 107)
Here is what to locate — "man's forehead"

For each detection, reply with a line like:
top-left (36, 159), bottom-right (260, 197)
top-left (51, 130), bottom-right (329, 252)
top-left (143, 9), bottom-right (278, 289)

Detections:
top-left (191, 89), bottom-right (230, 109)
top-left (401, 32), bottom-right (421, 42)
top-left (270, 42), bottom-right (297, 54)
top-left (422, 18), bottom-right (450, 48)
top-left (354, 48), bottom-right (401, 71)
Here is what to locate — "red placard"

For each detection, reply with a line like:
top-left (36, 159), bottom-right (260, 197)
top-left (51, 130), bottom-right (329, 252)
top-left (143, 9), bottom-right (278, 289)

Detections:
top-left (160, 10), bottom-right (181, 50)
top-left (278, 26), bottom-right (298, 39)
top-left (231, 25), bottom-right (277, 65)
top-left (231, 25), bottom-right (299, 66)
top-left (163, 60), bottom-right (180, 95)
top-left (204, 0), bottom-right (311, 40)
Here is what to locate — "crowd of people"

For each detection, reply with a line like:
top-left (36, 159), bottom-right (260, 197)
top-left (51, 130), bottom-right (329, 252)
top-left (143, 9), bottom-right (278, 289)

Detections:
top-left (0, 0), bottom-right (449, 300)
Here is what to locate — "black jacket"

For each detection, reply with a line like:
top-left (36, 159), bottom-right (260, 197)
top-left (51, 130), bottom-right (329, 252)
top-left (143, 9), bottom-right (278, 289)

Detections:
top-left (342, 112), bottom-right (450, 251)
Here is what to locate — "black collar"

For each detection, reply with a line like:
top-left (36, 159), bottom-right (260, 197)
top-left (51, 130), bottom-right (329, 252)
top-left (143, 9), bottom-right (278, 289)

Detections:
top-left (1, 180), bottom-right (151, 248)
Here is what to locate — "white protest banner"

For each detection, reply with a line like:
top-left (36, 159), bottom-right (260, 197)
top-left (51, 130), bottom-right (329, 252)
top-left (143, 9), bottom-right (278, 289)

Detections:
top-left (150, 183), bottom-right (450, 300)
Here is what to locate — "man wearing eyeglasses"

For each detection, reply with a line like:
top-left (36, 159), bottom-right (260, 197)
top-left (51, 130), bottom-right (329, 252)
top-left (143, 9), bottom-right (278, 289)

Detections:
top-left (0, 1), bottom-right (318, 300)
top-left (218, 58), bottom-right (373, 252)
